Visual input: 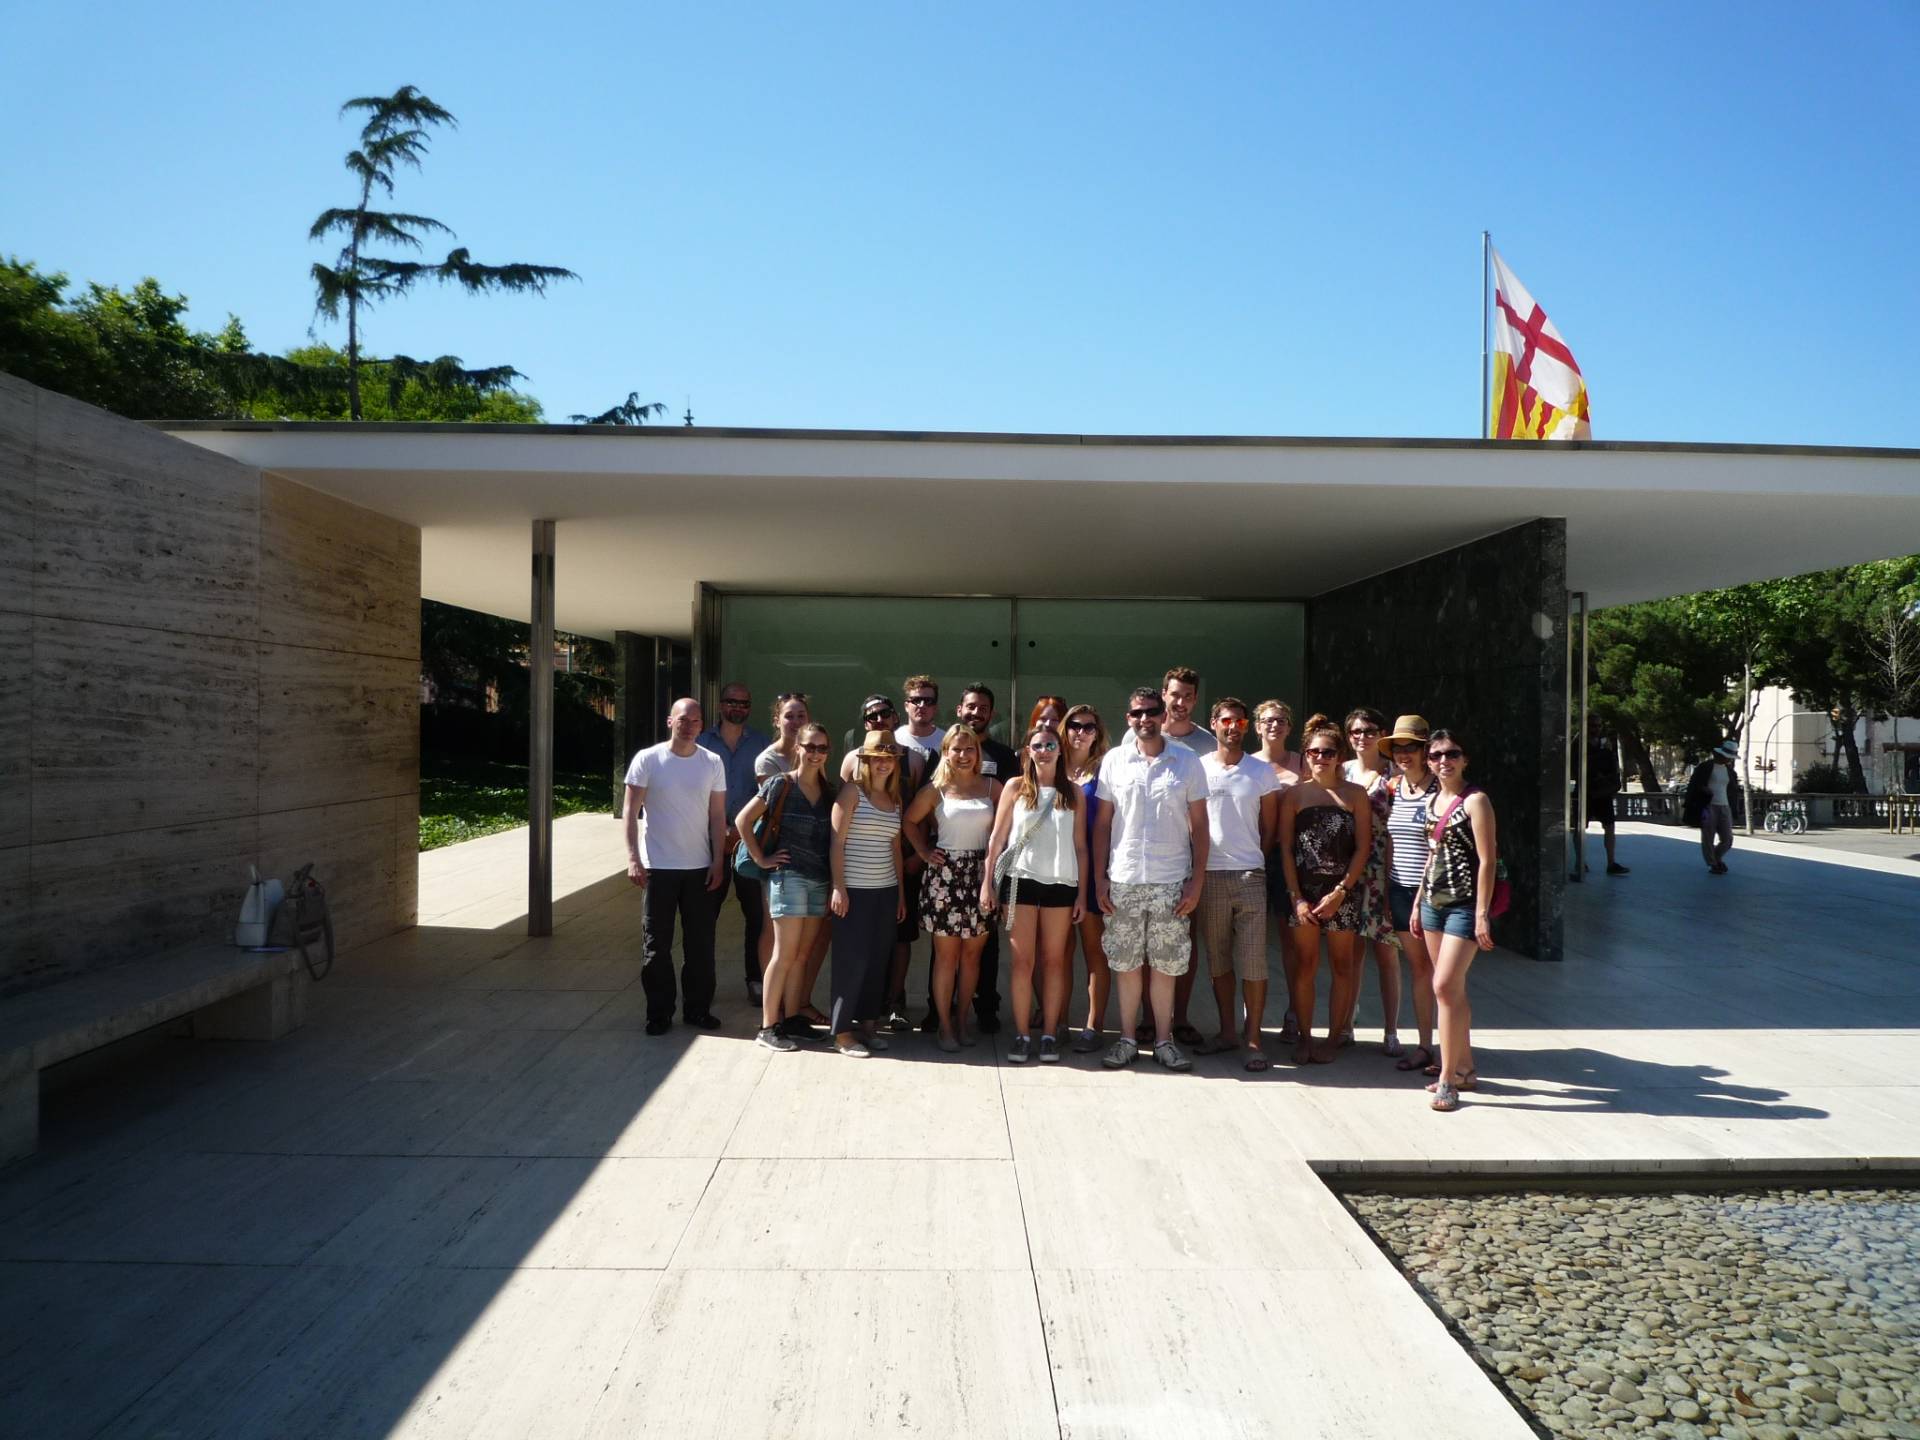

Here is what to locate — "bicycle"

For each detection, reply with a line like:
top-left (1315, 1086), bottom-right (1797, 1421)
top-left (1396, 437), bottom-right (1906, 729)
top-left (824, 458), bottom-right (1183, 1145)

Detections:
top-left (1763, 799), bottom-right (1808, 835)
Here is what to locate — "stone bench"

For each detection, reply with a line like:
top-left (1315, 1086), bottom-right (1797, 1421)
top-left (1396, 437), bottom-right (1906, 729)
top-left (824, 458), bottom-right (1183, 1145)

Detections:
top-left (1, 944), bottom-right (309, 1164)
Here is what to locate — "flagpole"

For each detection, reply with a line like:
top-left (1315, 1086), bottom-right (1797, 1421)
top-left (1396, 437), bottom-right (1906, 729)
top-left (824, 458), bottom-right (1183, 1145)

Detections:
top-left (1480, 231), bottom-right (1491, 439)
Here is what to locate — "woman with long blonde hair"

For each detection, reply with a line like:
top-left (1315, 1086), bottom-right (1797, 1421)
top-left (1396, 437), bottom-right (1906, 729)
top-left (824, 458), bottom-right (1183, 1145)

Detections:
top-left (827, 732), bottom-right (906, 1056)
top-left (903, 725), bottom-right (1001, 1051)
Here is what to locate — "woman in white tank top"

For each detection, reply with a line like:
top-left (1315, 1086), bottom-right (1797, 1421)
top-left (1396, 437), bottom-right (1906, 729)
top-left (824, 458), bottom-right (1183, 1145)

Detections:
top-left (902, 727), bottom-right (1001, 1052)
top-left (982, 727), bottom-right (1088, 1065)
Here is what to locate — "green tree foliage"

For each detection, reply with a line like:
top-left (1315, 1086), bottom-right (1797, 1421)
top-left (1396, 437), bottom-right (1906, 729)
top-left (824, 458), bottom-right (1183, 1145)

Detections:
top-left (1588, 597), bottom-right (1743, 789)
top-left (0, 257), bottom-right (281, 419)
top-left (239, 344), bottom-right (543, 421)
top-left (309, 85), bottom-right (576, 419)
top-left (570, 391), bottom-right (668, 425)
top-left (1591, 558), bottom-right (1920, 792)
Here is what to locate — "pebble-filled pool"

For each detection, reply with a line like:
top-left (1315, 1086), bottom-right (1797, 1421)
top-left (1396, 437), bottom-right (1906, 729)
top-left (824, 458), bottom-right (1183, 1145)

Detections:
top-left (1344, 1185), bottom-right (1920, 1440)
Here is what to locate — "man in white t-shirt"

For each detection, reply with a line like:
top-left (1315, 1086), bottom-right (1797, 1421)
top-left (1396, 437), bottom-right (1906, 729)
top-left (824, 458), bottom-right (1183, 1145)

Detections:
top-left (1116, 666), bottom-right (1213, 1045)
top-left (1093, 685), bottom-right (1209, 1071)
top-left (894, 673), bottom-right (946, 762)
top-left (1198, 698), bottom-right (1282, 1069)
top-left (624, 697), bottom-right (728, 1035)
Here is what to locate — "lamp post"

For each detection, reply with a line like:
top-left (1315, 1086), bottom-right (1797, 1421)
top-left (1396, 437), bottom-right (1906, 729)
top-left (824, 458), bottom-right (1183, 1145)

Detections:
top-left (1760, 708), bottom-right (1828, 821)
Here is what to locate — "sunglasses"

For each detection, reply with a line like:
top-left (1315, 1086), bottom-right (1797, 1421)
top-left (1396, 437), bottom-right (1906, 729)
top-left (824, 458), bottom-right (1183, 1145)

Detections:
top-left (775, 692), bottom-right (809, 703)
top-left (1428, 749), bottom-right (1464, 762)
top-left (800, 742), bottom-right (830, 753)
top-left (906, 695), bottom-right (937, 706)
top-left (1303, 746), bottom-right (1340, 759)
top-left (1390, 741), bottom-right (1425, 753)
top-left (1029, 739), bottom-right (1060, 752)
top-left (1256, 715), bottom-right (1289, 726)
top-left (1348, 726), bottom-right (1379, 737)
top-left (864, 710), bottom-right (895, 723)
top-left (1065, 720), bottom-right (1098, 733)
top-left (1128, 707), bottom-right (1165, 719)
top-left (1216, 716), bottom-right (1247, 727)
top-left (721, 698), bottom-right (751, 707)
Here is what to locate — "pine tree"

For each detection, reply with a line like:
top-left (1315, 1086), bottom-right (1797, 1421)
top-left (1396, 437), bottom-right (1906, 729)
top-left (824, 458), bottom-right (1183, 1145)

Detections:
top-left (309, 86), bottom-right (576, 419)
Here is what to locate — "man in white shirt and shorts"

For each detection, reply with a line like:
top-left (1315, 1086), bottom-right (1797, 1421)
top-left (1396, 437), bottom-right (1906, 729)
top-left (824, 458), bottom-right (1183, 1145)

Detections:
top-left (1093, 685), bottom-right (1209, 1071)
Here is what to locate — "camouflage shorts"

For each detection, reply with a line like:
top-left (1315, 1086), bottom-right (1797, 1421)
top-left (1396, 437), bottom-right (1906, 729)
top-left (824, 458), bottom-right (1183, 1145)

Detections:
top-left (1104, 881), bottom-right (1191, 976)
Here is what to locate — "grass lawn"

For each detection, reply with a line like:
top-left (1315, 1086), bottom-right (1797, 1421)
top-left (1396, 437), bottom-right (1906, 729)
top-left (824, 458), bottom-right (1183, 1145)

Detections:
top-left (419, 761), bottom-right (615, 851)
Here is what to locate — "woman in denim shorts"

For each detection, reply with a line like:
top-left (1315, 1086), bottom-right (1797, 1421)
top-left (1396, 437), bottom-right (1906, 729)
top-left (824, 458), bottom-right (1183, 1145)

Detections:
top-left (737, 723), bottom-right (836, 1050)
top-left (1411, 728), bottom-right (1498, 1112)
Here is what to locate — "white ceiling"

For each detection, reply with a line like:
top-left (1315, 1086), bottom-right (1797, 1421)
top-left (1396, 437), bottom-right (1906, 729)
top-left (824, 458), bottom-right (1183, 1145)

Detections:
top-left (165, 425), bottom-right (1920, 639)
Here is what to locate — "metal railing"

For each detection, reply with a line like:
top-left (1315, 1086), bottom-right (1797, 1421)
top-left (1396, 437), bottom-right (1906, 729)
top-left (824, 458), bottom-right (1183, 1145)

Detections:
top-left (1614, 790), bottom-right (1911, 830)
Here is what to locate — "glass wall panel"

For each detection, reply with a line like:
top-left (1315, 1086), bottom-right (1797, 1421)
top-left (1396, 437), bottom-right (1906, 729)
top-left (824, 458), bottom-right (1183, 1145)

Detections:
top-left (1013, 599), bottom-right (1306, 733)
top-left (717, 596), bottom-right (1016, 756)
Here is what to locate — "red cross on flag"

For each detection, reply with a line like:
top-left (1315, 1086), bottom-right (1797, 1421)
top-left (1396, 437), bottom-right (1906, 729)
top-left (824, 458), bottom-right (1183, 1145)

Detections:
top-left (1489, 248), bottom-right (1591, 440)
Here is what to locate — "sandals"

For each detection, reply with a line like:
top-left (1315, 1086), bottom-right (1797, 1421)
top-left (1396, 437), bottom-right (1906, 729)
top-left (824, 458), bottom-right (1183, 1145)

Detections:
top-left (1382, 1032), bottom-right (1405, 1058)
top-left (1426, 1070), bottom-right (1477, 1093)
top-left (1243, 1049), bottom-right (1271, 1073)
top-left (1397, 1045), bottom-right (1436, 1073)
top-left (1172, 1024), bottom-right (1205, 1048)
top-left (1430, 1082), bottom-right (1461, 1112)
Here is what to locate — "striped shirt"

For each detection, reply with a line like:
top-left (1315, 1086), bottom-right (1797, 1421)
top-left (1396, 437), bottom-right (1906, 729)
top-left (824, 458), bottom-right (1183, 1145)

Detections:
top-left (1386, 774), bottom-right (1439, 888)
top-left (842, 790), bottom-right (900, 889)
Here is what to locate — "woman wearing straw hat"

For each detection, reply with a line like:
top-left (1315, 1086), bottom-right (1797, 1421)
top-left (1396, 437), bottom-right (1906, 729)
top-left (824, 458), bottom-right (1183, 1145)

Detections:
top-left (1380, 714), bottom-right (1441, 1074)
top-left (827, 732), bottom-right (907, 1056)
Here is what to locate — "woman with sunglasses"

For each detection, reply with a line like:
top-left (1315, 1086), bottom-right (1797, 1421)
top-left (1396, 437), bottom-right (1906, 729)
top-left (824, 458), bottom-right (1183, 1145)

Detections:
top-left (738, 722), bottom-right (837, 1050)
top-left (752, 693), bottom-right (814, 1012)
top-left (1276, 714), bottom-right (1372, 1065)
top-left (1061, 704), bottom-right (1114, 1052)
top-left (1412, 729), bottom-right (1496, 1111)
top-left (1380, 715), bottom-right (1441, 1075)
top-left (982, 726), bottom-right (1087, 1063)
top-left (827, 732), bottom-right (907, 1057)
top-left (903, 726), bottom-right (1002, 1051)
top-left (1340, 706), bottom-right (1404, 1057)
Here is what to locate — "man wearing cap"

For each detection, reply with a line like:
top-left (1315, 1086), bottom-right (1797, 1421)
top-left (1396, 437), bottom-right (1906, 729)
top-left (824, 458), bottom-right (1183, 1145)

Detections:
top-left (1684, 740), bottom-right (1741, 875)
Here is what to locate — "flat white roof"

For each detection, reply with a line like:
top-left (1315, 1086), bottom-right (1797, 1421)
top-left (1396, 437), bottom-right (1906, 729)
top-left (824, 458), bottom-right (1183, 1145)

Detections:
top-left (165, 424), bottom-right (1920, 639)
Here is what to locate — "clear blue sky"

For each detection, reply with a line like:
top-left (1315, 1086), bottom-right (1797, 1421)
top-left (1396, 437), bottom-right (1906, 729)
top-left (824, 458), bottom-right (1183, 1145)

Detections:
top-left (4, 1), bottom-right (1915, 445)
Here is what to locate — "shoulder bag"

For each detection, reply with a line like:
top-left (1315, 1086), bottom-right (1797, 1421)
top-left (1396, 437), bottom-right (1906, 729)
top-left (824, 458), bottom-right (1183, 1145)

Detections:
top-left (733, 776), bottom-right (792, 882)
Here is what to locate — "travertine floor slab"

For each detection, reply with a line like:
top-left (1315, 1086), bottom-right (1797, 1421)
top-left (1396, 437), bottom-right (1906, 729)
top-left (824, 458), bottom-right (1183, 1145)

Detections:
top-left (583, 1269), bottom-right (1058, 1439)
top-left (723, 1046), bottom-right (1012, 1159)
top-left (1037, 1267), bottom-right (1536, 1439)
top-left (670, 1157), bottom-right (1030, 1270)
top-left (3, 813), bottom-right (1915, 1439)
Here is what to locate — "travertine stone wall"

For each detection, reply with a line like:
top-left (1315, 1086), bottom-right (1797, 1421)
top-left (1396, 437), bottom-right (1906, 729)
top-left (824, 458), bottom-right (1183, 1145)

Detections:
top-left (0, 374), bottom-right (420, 993)
top-left (1306, 518), bottom-right (1568, 962)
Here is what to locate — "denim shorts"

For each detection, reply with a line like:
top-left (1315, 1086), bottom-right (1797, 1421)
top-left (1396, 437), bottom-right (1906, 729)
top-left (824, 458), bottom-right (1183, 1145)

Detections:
top-left (1388, 881), bottom-right (1419, 933)
top-left (768, 870), bottom-right (830, 919)
top-left (1419, 899), bottom-right (1476, 939)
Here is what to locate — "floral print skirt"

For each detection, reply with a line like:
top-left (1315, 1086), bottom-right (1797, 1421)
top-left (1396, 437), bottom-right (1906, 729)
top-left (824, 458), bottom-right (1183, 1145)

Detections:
top-left (920, 849), bottom-right (989, 938)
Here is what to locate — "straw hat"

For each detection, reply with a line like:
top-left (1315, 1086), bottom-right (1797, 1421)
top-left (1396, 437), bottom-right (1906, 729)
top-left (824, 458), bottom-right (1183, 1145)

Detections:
top-left (1377, 714), bottom-right (1431, 758)
top-left (856, 731), bottom-right (902, 761)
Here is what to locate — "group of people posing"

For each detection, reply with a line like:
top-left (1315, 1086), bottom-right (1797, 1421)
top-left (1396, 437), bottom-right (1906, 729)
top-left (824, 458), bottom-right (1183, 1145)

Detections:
top-left (622, 670), bottom-right (1501, 1112)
